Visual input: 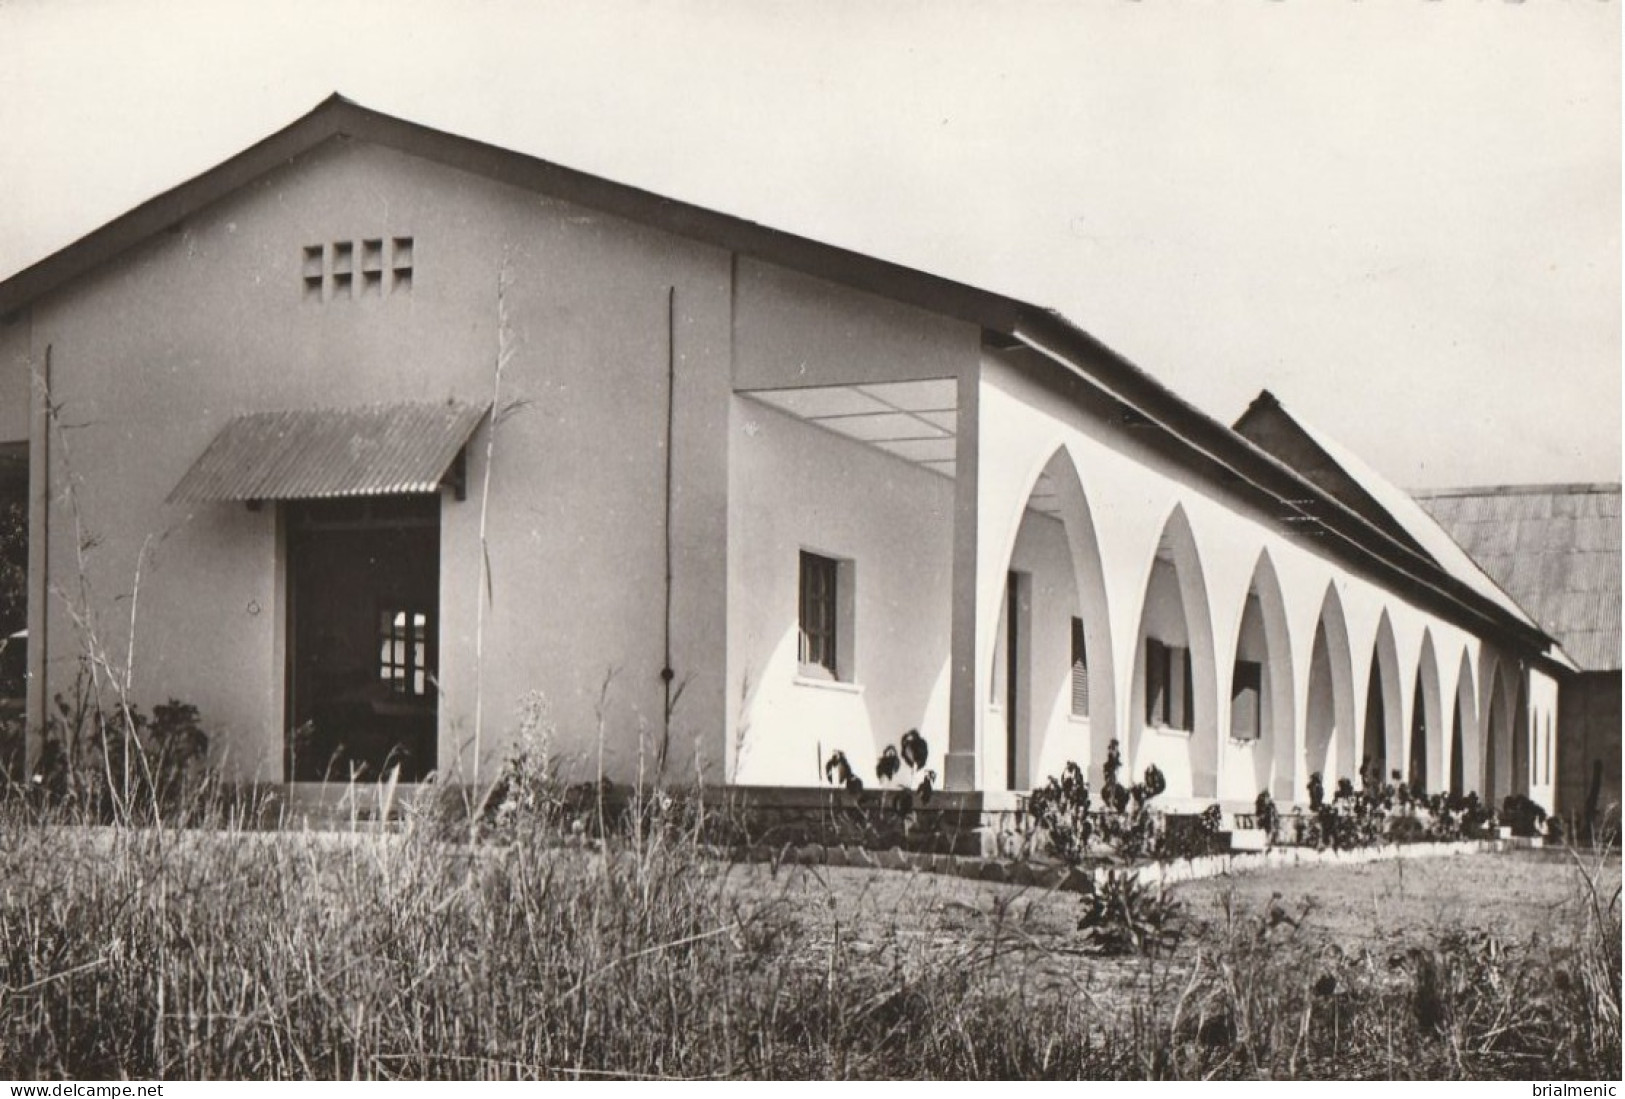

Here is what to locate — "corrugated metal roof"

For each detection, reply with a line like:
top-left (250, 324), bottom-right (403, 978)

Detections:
top-left (1415, 485), bottom-right (1622, 672)
top-left (168, 400), bottom-right (487, 503)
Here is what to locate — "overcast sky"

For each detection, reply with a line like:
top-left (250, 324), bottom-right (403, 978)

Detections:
top-left (1, 0), bottom-right (1618, 489)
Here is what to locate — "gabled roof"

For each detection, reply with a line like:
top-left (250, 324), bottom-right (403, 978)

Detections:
top-left (1415, 485), bottom-right (1621, 673)
top-left (1234, 392), bottom-right (1430, 557)
top-left (1234, 391), bottom-right (1547, 637)
top-left (0, 93), bottom-right (1560, 660)
top-left (0, 93), bottom-right (1021, 327)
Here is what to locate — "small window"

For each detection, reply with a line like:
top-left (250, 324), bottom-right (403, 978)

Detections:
top-left (1144, 638), bottom-right (1169, 726)
top-left (392, 236), bottom-right (414, 293)
top-left (1145, 640), bottom-right (1193, 730)
top-left (332, 241), bottom-right (354, 297)
top-left (302, 244), bottom-right (325, 301)
top-left (379, 607), bottom-right (433, 697)
top-left (798, 551), bottom-right (840, 679)
top-left (361, 239), bottom-right (384, 296)
top-left (1070, 617), bottom-right (1089, 718)
top-left (1230, 660), bottom-right (1262, 740)
top-left (302, 238), bottom-right (411, 300)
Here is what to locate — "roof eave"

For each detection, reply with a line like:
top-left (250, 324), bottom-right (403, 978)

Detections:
top-left (0, 94), bottom-right (1026, 332)
top-left (1009, 310), bottom-right (1559, 656)
top-left (0, 94), bottom-right (360, 316)
top-left (0, 94), bottom-right (1561, 663)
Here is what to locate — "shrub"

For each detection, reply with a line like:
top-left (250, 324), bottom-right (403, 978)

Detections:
top-left (1198, 802), bottom-right (1223, 835)
top-left (1094, 741), bottom-right (1166, 860)
top-left (1387, 813), bottom-right (1427, 845)
top-left (24, 667), bottom-right (210, 822)
top-left (823, 749), bottom-right (864, 793)
top-left (1500, 794), bottom-right (1548, 838)
top-left (1253, 789), bottom-right (1280, 843)
top-left (1027, 745), bottom-right (1171, 863)
top-left (1462, 796), bottom-right (1499, 839)
top-left (1296, 772), bottom-right (1518, 851)
top-left (1313, 789), bottom-right (1383, 851)
top-left (1026, 761), bottom-right (1093, 865)
top-left (1416, 790), bottom-right (1489, 842)
top-left (871, 728), bottom-right (936, 818)
top-left (1307, 770), bottom-right (1325, 811)
top-left (1299, 771), bottom-right (1389, 851)
top-left (1077, 870), bottom-right (1184, 956)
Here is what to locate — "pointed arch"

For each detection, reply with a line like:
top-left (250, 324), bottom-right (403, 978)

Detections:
top-left (1127, 503), bottom-right (1218, 799)
top-left (1449, 649), bottom-right (1478, 797)
top-left (1409, 630), bottom-right (1444, 795)
top-left (984, 443), bottom-right (1115, 788)
top-left (1304, 582), bottom-right (1357, 794)
top-left (1225, 549), bottom-right (1295, 802)
top-left (1511, 675), bottom-right (1530, 799)
top-left (1361, 610), bottom-right (1404, 785)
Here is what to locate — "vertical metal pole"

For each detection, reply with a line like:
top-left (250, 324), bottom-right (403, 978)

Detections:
top-left (659, 286), bottom-right (676, 775)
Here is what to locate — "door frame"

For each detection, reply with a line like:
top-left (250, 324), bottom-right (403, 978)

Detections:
top-left (282, 495), bottom-right (442, 782)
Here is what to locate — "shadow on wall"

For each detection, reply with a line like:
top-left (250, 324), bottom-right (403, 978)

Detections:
top-left (730, 623), bottom-right (952, 787)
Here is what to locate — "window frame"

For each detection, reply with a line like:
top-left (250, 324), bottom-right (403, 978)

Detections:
top-left (1177, 647), bottom-right (1194, 731)
top-left (378, 604), bottom-right (435, 699)
top-left (1144, 637), bottom-right (1170, 726)
top-left (1145, 639), bottom-right (1195, 732)
top-left (798, 550), bottom-right (842, 681)
top-left (1069, 616), bottom-right (1090, 719)
top-left (1230, 659), bottom-right (1263, 741)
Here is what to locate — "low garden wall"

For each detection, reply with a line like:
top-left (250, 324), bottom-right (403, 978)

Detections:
top-left (723, 832), bottom-right (1514, 893)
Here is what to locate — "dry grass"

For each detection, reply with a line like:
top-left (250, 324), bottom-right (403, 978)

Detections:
top-left (0, 796), bottom-right (1615, 1081)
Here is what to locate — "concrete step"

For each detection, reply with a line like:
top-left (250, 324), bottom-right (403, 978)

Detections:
top-left (278, 782), bottom-right (411, 829)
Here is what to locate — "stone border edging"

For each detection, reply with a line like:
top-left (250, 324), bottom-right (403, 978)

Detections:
top-left (725, 837), bottom-right (1511, 892)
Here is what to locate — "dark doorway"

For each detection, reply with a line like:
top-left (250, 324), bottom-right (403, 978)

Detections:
top-left (1361, 662), bottom-right (1386, 785)
top-left (287, 496), bottom-right (439, 782)
top-left (1449, 697), bottom-right (1464, 796)
top-left (1409, 670), bottom-right (1428, 793)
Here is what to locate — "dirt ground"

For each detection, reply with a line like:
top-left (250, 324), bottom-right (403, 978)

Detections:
top-left (716, 848), bottom-right (1622, 1005)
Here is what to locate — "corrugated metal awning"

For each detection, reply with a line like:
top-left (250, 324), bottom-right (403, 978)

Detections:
top-left (168, 400), bottom-right (488, 503)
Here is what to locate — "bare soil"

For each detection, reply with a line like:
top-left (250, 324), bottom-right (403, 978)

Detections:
top-left (717, 848), bottom-right (1621, 1009)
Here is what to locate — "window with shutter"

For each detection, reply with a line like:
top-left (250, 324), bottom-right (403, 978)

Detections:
top-left (1144, 638), bottom-right (1169, 725)
top-left (1230, 660), bottom-right (1262, 740)
top-left (1070, 617), bottom-right (1089, 718)
top-left (798, 551), bottom-right (840, 679)
top-left (1176, 647), bottom-right (1202, 734)
top-left (1179, 647), bottom-right (1195, 731)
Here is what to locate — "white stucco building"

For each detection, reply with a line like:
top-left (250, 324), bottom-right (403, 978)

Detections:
top-left (0, 96), bottom-right (1570, 812)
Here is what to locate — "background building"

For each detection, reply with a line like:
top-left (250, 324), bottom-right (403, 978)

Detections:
top-left (1417, 484), bottom-right (1621, 833)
